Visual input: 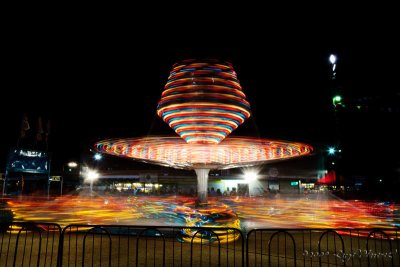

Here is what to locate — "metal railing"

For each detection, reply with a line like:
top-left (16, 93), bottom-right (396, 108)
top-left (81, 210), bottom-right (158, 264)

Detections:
top-left (0, 222), bottom-right (61, 267)
top-left (246, 228), bottom-right (399, 266)
top-left (1, 222), bottom-right (399, 266)
top-left (59, 224), bottom-right (244, 266)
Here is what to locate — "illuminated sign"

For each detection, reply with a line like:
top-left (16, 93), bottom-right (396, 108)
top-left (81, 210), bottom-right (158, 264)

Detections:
top-left (7, 148), bottom-right (50, 174)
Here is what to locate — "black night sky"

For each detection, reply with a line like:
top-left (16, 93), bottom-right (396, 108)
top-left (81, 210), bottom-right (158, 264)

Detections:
top-left (1, 14), bottom-right (399, 184)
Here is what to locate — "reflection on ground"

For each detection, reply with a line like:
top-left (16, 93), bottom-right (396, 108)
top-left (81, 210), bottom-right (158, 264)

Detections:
top-left (4, 192), bottom-right (400, 230)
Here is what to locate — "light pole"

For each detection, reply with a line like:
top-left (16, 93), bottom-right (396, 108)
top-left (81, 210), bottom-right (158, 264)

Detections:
top-left (329, 54), bottom-right (344, 108)
top-left (93, 153), bottom-right (102, 172)
top-left (328, 54), bottom-right (344, 190)
top-left (85, 169), bottom-right (99, 194)
top-left (62, 161), bottom-right (79, 196)
top-left (243, 169), bottom-right (259, 197)
top-left (329, 54), bottom-right (337, 71)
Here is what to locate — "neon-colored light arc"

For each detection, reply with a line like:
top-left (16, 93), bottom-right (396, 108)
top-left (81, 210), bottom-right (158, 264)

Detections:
top-left (94, 136), bottom-right (313, 170)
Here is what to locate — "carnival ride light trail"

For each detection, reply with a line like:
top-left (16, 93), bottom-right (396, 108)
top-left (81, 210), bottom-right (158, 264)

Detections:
top-left (94, 136), bottom-right (313, 170)
top-left (157, 59), bottom-right (251, 145)
top-left (89, 58), bottom-right (315, 242)
top-left (93, 59), bottom-right (314, 205)
top-left (7, 194), bottom-right (399, 230)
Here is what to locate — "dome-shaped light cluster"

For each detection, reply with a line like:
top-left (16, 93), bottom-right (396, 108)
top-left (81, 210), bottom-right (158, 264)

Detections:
top-left (157, 59), bottom-right (251, 144)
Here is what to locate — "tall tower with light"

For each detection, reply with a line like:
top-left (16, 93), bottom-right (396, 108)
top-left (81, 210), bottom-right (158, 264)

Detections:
top-left (326, 54), bottom-right (344, 188)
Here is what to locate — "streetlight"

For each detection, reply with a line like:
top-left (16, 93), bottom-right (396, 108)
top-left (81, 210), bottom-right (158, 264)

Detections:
top-left (92, 153), bottom-right (102, 171)
top-left (244, 170), bottom-right (258, 182)
top-left (328, 147), bottom-right (337, 155)
top-left (68, 161), bottom-right (78, 168)
top-left (329, 54), bottom-right (337, 64)
top-left (242, 169), bottom-right (260, 196)
top-left (62, 161), bottom-right (79, 196)
top-left (329, 54), bottom-right (337, 78)
top-left (85, 169), bottom-right (99, 194)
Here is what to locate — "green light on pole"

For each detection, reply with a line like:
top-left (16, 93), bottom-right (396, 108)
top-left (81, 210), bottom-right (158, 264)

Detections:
top-left (333, 95), bottom-right (342, 106)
